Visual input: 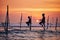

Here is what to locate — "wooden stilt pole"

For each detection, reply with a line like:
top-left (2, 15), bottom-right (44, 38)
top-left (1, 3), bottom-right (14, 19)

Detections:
top-left (55, 17), bottom-right (58, 31)
top-left (20, 13), bottom-right (22, 30)
top-left (47, 16), bottom-right (49, 29)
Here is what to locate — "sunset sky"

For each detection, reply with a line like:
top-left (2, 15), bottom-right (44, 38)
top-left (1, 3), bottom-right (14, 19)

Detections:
top-left (0, 0), bottom-right (60, 25)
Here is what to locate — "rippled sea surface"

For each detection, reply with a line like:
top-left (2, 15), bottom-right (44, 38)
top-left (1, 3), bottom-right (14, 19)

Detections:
top-left (0, 26), bottom-right (60, 40)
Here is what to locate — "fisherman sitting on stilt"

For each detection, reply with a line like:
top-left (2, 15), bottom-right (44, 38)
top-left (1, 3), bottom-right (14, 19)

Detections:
top-left (26, 16), bottom-right (31, 27)
top-left (39, 13), bottom-right (45, 30)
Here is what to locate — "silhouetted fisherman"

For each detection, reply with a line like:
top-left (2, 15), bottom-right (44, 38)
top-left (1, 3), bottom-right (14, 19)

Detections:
top-left (39, 13), bottom-right (45, 30)
top-left (26, 16), bottom-right (31, 26)
top-left (26, 16), bottom-right (32, 30)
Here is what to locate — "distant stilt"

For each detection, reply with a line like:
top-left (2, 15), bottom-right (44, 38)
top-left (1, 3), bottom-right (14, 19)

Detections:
top-left (50, 17), bottom-right (53, 27)
top-left (55, 17), bottom-right (58, 31)
top-left (20, 13), bottom-right (22, 30)
top-left (4, 5), bottom-right (9, 40)
top-left (47, 16), bottom-right (49, 29)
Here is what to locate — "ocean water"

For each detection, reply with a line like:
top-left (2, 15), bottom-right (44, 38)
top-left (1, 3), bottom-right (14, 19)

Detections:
top-left (0, 26), bottom-right (60, 40)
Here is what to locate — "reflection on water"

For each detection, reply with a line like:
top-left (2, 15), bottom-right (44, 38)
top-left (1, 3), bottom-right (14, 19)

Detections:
top-left (0, 27), bottom-right (60, 40)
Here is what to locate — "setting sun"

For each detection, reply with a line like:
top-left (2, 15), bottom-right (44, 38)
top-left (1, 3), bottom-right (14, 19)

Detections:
top-left (36, 20), bottom-right (39, 23)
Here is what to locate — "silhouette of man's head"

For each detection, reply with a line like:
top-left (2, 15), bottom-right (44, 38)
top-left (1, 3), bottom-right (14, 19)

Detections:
top-left (42, 13), bottom-right (45, 16)
top-left (28, 16), bottom-right (30, 18)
